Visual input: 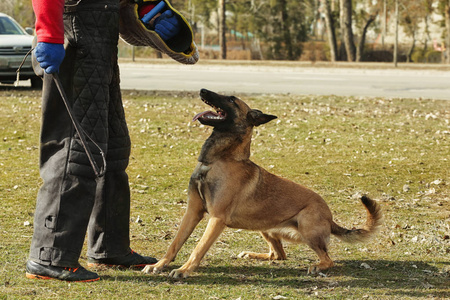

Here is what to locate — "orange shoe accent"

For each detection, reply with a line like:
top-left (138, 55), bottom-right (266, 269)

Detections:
top-left (26, 272), bottom-right (100, 282)
top-left (26, 273), bottom-right (52, 280)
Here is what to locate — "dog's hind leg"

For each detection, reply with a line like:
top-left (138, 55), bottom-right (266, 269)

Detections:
top-left (238, 231), bottom-right (287, 260)
top-left (169, 216), bottom-right (226, 279)
top-left (143, 190), bottom-right (206, 274)
top-left (303, 233), bottom-right (334, 274)
top-left (293, 207), bottom-right (334, 274)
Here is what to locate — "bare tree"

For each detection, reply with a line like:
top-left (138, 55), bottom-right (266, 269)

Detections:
top-left (394, 0), bottom-right (399, 67)
top-left (0, 0), bottom-right (14, 15)
top-left (422, 0), bottom-right (434, 54)
top-left (0, 0), bottom-right (35, 27)
top-left (356, 13), bottom-right (377, 62)
top-left (382, 0), bottom-right (387, 47)
top-left (446, 0), bottom-right (450, 63)
top-left (310, 0), bottom-right (320, 36)
top-left (340, 0), bottom-right (356, 61)
top-left (322, 0), bottom-right (338, 61)
top-left (218, 0), bottom-right (227, 59)
top-left (279, 0), bottom-right (294, 59)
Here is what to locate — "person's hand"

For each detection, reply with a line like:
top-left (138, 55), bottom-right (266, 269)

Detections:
top-left (34, 42), bottom-right (65, 74)
top-left (154, 10), bottom-right (180, 41)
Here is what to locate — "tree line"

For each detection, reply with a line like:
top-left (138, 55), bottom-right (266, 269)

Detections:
top-left (184, 0), bottom-right (450, 63)
top-left (2, 0), bottom-right (450, 63)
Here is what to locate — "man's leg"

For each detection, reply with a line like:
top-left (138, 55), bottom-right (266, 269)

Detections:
top-left (27, 35), bottom-right (100, 282)
top-left (87, 62), bottom-right (156, 268)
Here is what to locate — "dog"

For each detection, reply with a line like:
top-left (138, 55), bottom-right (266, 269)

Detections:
top-left (143, 89), bottom-right (383, 279)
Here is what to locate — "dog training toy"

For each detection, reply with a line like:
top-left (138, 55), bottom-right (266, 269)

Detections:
top-left (141, 1), bottom-right (166, 24)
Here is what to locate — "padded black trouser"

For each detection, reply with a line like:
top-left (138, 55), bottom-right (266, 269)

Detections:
top-left (29, 0), bottom-right (132, 268)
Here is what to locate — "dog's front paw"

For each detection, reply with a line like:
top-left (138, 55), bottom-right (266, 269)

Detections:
top-left (142, 260), bottom-right (166, 274)
top-left (169, 268), bottom-right (191, 279)
top-left (142, 264), bottom-right (154, 274)
top-left (307, 260), bottom-right (334, 275)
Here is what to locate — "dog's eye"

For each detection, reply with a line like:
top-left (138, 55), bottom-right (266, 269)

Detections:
top-left (228, 96), bottom-right (236, 103)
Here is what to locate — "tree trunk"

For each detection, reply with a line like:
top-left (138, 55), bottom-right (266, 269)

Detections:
top-left (406, 33), bottom-right (416, 63)
top-left (356, 14), bottom-right (376, 62)
top-left (322, 0), bottom-right (338, 62)
top-left (340, 0), bottom-right (356, 61)
top-left (218, 0), bottom-right (227, 59)
top-left (423, 16), bottom-right (429, 55)
top-left (382, 0), bottom-right (387, 48)
top-left (446, 1), bottom-right (450, 64)
top-left (280, 0), bottom-right (293, 60)
top-left (311, 0), bottom-right (320, 36)
top-left (394, 0), bottom-right (399, 67)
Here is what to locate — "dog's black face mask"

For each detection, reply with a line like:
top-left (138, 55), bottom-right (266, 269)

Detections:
top-left (193, 89), bottom-right (277, 131)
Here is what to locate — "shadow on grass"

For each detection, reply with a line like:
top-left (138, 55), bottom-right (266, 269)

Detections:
top-left (0, 85), bottom-right (42, 93)
top-left (102, 259), bottom-right (449, 298)
top-left (1, 85), bottom-right (30, 90)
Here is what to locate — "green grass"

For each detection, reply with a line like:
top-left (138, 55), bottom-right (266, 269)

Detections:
top-left (0, 88), bottom-right (448, 299)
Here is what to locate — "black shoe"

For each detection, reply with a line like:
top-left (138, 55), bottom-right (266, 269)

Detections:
top-left (26, 260), bottom-right (100, 282)
top-left (87, 250), bottom-right (157, 269)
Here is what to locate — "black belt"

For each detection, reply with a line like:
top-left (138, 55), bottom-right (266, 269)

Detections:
top-left (64, 0), bottom-right (119, 13)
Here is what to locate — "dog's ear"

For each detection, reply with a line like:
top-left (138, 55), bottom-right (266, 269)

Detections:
top-left (247, 109), bottom-right (277, 126)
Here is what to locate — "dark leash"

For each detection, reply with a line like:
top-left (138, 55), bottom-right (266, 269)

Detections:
top-left (16, 50), bottom-right (106, 178)
top-left (51, 73), bottom-right (106, 177)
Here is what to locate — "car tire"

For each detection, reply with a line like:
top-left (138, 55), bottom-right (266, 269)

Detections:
top-left (30, 76), bottom-right (43, 89)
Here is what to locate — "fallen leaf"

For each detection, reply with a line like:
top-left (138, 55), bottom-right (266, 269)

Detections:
top-left (360, 263), bottom-right (372, 269)
top-left (273, 296), bottom-right (288, 300)
top-left (425, 188), bottom-right (436, 195)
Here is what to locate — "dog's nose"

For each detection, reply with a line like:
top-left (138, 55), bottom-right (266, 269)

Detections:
top-left (200, 88), bottom-right (209, 96)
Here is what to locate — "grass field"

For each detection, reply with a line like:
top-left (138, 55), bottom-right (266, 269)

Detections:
top-left (0, 87), bottom-right (448, 299)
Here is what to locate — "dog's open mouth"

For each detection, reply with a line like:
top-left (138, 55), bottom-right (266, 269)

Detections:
top-left (192, 97), bottom-right (227, 122)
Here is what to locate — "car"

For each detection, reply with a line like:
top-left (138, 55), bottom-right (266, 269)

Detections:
top-left (0, 13), bottom-right (42, 88)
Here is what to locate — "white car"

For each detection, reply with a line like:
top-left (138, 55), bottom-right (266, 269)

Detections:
top-left (0, 13), bottom-right (41, 88)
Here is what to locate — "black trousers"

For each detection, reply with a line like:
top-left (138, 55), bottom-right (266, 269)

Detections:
top-left (29, 0), bottom-right (132, 268)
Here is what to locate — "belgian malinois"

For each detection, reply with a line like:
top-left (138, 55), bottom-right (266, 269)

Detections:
top-left (143, 89), bottom-right (382, 279)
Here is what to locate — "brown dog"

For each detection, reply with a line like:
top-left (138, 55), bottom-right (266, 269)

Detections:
top-left (143, 89), bottom-right (382, 278)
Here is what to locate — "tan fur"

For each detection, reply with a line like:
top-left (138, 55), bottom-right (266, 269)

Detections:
top-left (142, 90), bottom-right (383, 278)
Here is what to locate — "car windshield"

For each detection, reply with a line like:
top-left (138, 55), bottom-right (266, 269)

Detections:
top-left (0, 16), bottom-right (26, 35)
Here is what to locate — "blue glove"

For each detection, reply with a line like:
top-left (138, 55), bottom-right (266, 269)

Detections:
top-left (154, 10), bottom-right (180, 41)
top-left (34, 42), bottom-right (65, 74)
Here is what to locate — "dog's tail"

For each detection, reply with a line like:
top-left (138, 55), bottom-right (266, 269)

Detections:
top-left (331, 195), bottom-right (383, 243)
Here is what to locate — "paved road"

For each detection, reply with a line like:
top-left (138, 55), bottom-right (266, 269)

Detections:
top-left (119, 61), bottom-right (450, 100)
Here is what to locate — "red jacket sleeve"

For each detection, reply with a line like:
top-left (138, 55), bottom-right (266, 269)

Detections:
top-left (32, 0), bottom-right (65, 44)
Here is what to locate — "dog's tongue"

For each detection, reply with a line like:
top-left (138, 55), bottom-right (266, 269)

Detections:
top-left (192, 111), bottom-right (220, 122)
